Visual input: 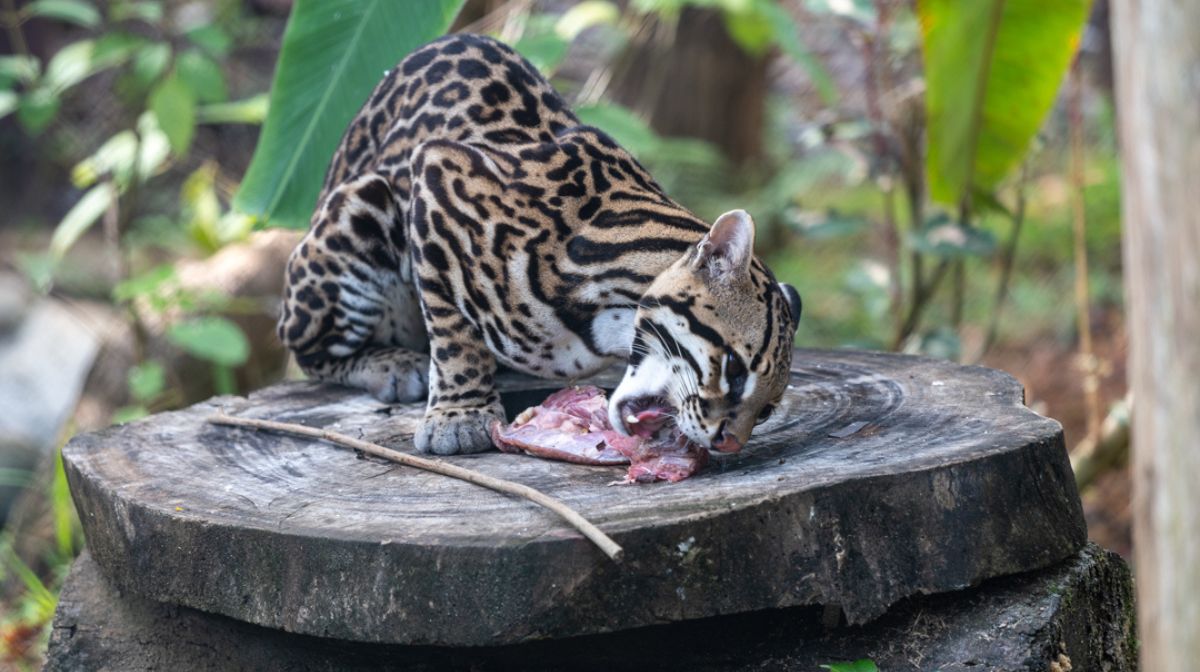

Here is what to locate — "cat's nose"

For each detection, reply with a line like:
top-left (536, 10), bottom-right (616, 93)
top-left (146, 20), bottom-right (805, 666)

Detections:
top-left (712, 424), bottom-right (742, 453)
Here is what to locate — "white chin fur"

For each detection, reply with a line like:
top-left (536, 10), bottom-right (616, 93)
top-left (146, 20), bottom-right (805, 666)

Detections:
top-left (607, 356), bottom-right (673, 436)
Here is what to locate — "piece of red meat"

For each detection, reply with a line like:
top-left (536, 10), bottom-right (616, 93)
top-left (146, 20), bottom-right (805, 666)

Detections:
top-left (489, 386), bottom-right (707, 483)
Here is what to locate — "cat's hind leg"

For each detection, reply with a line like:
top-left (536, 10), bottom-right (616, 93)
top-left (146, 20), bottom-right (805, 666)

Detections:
top-left (278, 173), bottom-right (430, 402)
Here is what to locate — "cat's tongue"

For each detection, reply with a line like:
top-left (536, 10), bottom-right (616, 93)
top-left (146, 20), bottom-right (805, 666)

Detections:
top-left (628, 407), bottom-right (672, 439)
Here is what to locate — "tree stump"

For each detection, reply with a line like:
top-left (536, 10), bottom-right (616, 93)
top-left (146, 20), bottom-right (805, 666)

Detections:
top-left (63, 349), bottom-right (1087, 646)
top-left (45, 545), bottom-right (1137, 671)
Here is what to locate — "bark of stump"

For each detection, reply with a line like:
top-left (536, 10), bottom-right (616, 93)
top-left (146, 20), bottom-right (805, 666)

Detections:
top-left (62, 349), bottom-right (1087, 646)
top-left (44, 545), bottom-right (1136, 671)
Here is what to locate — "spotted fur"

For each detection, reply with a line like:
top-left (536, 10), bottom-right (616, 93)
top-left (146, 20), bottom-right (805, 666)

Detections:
top-left (278, 34), bottom-right (801, 455)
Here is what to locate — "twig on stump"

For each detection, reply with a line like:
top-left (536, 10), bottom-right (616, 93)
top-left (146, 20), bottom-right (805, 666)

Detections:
top-left (206, 413), bottom-right (624, 562)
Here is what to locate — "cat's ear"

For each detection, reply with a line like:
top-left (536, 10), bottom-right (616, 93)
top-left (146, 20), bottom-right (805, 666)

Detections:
top-left (692, 209), bottom-right (755, 280)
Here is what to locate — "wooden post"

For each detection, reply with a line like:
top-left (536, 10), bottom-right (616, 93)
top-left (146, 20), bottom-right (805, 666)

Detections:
top-left (1111, 0), bottom-right (1200, 667)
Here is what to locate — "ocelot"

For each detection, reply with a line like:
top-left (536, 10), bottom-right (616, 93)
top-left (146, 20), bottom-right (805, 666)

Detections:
top-left (278, 34), bottom-right (802, 457)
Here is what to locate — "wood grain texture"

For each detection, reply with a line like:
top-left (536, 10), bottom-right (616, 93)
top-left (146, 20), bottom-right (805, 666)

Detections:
top-left (45, 546), bottom-right (1136, 671)
top-left (63, 349), bottom-right (1087, 645)
top-left (1111, 0), bottom-right (1200, 666)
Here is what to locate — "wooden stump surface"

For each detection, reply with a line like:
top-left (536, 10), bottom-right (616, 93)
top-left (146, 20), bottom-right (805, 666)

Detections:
top-left (63, 349), bottom-right (1087, 645)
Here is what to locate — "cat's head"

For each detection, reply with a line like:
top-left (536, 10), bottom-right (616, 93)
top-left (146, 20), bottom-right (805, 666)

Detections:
top-left (609, 210), bottom-right (801, 452)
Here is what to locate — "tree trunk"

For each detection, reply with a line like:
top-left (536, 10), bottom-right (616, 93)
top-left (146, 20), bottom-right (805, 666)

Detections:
top-left (1110, 0), bottom-right (1200, 668)
top-left (610, 7), bottom-right (769, 167)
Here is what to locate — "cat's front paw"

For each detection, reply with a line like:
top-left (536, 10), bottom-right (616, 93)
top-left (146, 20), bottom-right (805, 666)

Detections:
top-left (414, 404), bottom-right (505, 455)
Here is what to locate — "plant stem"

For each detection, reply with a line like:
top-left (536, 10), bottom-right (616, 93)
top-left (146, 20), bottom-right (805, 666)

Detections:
top-left (882, 185), bottom-right (902, 328)
top-left (1, 0), bottom-right (30, 57)
top-left (860, 7), bottom-right (903, 336)
top-left (1068, 60), bottom-right (1102, 442)
top-left (902, 181), bottom-right (925, 347)
top-left (206, 413), bottom-right (624, 562)
top-left (980, 163), bottom-right (1029, 358)
top-left (892, 258), bottom-right (951, 349)
top-left (950, 260), bottom-right (965, 332)
top-left (948, 203), bottom-right (970, 338)
top-left (212, 364), bottom-right (236, 396)
top-left (103, 180), bottom-right (123, 282)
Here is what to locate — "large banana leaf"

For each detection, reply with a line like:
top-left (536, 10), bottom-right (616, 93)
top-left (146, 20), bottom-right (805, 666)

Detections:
top-left (235, 0), bottom-right (465, 229)
top-left (920, 0), bottom-right (1089, 208)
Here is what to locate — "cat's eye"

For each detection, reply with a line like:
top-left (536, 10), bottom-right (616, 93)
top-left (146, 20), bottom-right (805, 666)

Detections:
top-left (756, 404), bottom-right (775, 425)
top-left (724, 349), bottom-right (748, 396)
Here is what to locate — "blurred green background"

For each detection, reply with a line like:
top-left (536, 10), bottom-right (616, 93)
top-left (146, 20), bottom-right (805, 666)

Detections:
top-left (0, 0), bottom-right (1128, 666)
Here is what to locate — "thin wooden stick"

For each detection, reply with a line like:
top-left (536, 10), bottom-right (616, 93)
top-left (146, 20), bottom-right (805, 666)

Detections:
top-left (206, 413), bottom-right (623, 562)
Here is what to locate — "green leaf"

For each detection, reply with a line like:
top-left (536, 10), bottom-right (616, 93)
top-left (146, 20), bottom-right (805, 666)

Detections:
top-left (136, 110), bottom-right (172, 178)
top-left (51, 447), bottom-right (78, 560)
top-left (630, 0), bottom-right (701, 16)
top-left (42, 39), bottom-right (95, 93)
top-left (150, 74), bottom-right (196, 155)
top-left (49, 183), bottom-right (115, 260)
top-left (111, 405), bottom-right (149, 424)
top-left (0, 91), bottom-right (17, 120)
top-left (575, 103), bottom-right (659, 156)
top-left (167, 316), bottom-right (249, 367)
top-left (127, 361), bottom-right (165, 401)
top-left (71, 129), bottom-right (138, 188)
top-left (185, 24), bottom-right (232, 57)
top-left (920, 0), bottom-right (1089, 207)
top-left (176, 49), bottom-right (227, 103)
top-left (36, 34), bottom-right (139, 101)
top-left (112, 264), bottom-right (175, 303)
top-left (234, 0), bottom-right (466, 229)
top-left (128, 42), bottom-right (171, 91)
top-left (15, 251), bottom-right (57, 292)
top-left (25, 0), bottom-right (101, 27)
top-left (16, 86), bottom-right (59, 132)
top-left (1, 544), bottom-right (55, 614)
top-left (723, 5), bottom-right (774, 55)
top-left (575, 102), bottom-right (723, 173)
top-left (910, 326), bottom-right (962, 361)
top-left (182, 162), bottom-right (224, 252)
top-left (555, 1), bottom-right (619, 39)
top-left (0, 55), bottom-right (41, 87)
top-left (909, 212), bottom-right (997, 258)
top-left (760, 1), bottom-right (838, 106)
top-left (820, 660), bottom-right (879, 672)
top-left (92, 31), bottom-right (147, 65)
top-left (806, 0), bottom-right (875, 24)
top-left (513, 31), bottom-right (571, 73)
top-left (215, 211), bottom-right (255, 247)
top-left (109, 0), bottom-right (163, 24)
top-left (196, 93), bottom-right (269, 125)
top-left (789, 209), bottom-right (870, 240)
top-left (845, 260), bottom-right (891, 320)
top-left (654, 136), bottom-right (722, 167)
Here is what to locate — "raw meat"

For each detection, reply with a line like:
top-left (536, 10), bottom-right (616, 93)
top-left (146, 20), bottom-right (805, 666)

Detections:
top-left (490, 386), bottom-right (708, 483)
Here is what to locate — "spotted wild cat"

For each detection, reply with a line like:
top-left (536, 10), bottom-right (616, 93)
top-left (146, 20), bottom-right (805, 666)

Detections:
top-left (278, 34), bottom-right (802, 457)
